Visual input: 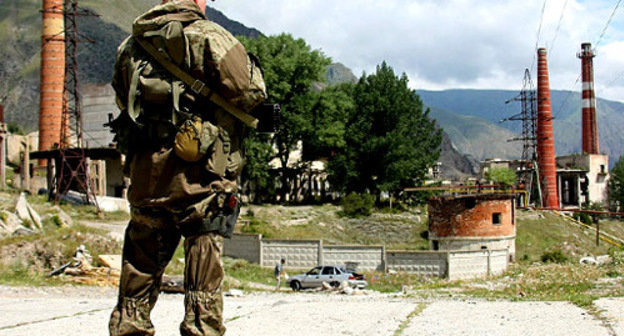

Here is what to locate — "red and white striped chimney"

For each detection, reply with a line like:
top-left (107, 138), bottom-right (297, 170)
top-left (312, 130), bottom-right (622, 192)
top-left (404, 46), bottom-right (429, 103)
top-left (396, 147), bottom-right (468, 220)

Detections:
top-left (577, 42), bottom-right (599, 154)
top-left (536, 48), bottom-right (559, 209)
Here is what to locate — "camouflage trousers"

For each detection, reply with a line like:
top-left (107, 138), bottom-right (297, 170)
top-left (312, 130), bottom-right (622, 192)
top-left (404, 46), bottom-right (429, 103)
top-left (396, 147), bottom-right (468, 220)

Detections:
top-left (109, 215), bottom-right (226, 336)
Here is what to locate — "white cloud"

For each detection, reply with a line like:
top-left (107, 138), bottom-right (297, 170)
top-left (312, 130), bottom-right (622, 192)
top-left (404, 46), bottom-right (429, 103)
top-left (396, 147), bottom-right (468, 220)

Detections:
top-left (210, 0), bottom-right (624, 101)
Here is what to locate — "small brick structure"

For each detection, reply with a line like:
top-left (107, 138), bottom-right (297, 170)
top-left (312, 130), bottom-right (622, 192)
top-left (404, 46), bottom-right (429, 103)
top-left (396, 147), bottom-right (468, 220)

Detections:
top-left (428, 194), bottom-right (516, 261)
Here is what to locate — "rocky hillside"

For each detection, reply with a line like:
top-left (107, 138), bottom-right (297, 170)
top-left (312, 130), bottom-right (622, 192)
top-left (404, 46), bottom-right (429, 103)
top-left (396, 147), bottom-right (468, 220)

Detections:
top-left (418, 89), bottom-right (624, 166)
top-left (0, 1), bottom-right (261, 130)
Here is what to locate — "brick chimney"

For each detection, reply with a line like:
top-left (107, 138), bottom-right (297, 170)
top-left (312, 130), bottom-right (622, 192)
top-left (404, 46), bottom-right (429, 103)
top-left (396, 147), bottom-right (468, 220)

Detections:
top-left (536, 48), bottom-right (559, 208)
top-left (39, 0), bottom-right (65, 156)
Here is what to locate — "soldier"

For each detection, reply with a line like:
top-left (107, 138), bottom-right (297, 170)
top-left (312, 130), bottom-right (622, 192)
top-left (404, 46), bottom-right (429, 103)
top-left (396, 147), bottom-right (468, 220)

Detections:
top-left (108, 0), bottom-right (267, 335)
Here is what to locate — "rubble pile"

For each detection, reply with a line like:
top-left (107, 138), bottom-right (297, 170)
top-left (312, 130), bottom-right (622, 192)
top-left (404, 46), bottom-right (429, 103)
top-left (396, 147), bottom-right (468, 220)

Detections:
top-left (48, 245), bottom-right (120, 287)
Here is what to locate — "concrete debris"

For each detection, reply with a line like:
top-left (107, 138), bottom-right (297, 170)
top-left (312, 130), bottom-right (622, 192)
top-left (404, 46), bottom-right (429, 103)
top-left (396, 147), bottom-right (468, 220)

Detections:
top-left (580, 257), bottom-right (598, 265)
top-left (580, 255), bottom-right (612, 266)
top-left (342, 286), bottom-right (354, 295)
top-left (0, 210), bottom-right (21, 233)
top-left (48, 245), bottom-right (119, 286)
top-left (15, 192), bottom-right (42, 230)
top-left (322, 281), bottom-right (332, 291)
top-left (596, 255), bottom-right (612, 264)
top-left (98, 255), bottom-right (122, 271)
top-left (225, 289), bottom-right (244, 297)
top-left (12, 226), bottom-right (36, 236)
top-left (61, 191), bottom-right (130, 213)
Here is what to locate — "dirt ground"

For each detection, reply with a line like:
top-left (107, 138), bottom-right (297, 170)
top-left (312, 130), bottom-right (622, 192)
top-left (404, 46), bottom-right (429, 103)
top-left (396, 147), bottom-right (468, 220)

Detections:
top-left (0, 285), bottom-right (622, 336)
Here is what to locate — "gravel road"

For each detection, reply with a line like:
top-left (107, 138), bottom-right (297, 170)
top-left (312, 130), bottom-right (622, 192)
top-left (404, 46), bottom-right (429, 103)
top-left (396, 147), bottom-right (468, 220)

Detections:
top-left (0, 285), bottom-right (621, 336)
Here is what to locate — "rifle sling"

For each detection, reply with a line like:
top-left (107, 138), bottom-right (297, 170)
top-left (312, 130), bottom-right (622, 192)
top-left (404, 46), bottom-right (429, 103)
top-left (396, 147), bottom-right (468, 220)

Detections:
top-left (135, 37), bottom-right (259, 128)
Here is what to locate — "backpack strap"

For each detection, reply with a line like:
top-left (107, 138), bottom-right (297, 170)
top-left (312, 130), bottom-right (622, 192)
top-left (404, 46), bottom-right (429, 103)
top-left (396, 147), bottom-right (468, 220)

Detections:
top-left (134, 37), bottom-right (260, 129)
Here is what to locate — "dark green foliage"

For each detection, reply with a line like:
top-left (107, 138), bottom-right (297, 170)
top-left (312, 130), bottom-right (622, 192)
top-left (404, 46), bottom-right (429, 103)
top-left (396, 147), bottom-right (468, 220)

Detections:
top-left (239, 34), bottom-right (332, 200)
top-left (573, 212), bottom-right (593, 225)
top-left (241, 133), bottom-right (275, 203)
top-left (328, 62), bottom-right (442, 195)
top-left (541, 249), bottom-right (568, 264)
top-left (609, 156), bottom-right (624, 212)
top-left (340, 193), bottom-right (375, 218)
top-left (6, 122), bottom-right (24, 135)
top-left (303, 83), bottom-right (354, 161)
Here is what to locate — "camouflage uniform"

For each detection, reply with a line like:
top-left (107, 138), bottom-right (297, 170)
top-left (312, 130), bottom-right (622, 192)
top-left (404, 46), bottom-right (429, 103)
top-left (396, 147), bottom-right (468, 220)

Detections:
top-left (108, 1), bottom-right (265, 335)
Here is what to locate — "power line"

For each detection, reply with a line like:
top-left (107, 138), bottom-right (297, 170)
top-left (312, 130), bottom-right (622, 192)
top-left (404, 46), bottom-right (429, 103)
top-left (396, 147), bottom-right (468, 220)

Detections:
top-left (595, 0), bottom-right (623, 49)
top-left (530, 0), bottom-right (549, 74)
top-left (548, 0), bottom-right (569, 57)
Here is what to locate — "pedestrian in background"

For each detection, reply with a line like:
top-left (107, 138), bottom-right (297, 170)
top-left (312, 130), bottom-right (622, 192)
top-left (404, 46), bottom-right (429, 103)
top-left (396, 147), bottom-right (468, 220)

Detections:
top-left (275, 258), bottom-right (286, 291)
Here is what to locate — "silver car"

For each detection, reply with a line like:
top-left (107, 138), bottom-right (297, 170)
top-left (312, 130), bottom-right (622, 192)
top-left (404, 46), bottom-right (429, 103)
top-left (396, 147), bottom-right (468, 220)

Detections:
top-left (287, 265), bottom-right (367, 291)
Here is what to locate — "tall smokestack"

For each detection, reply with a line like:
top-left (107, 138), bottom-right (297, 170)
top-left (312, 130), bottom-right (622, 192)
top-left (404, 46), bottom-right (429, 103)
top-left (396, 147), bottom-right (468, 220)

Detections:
top-left (536, 48), bottom-right (559, 208)
top-left (578, 42), bottom-right (600, 154)
top-left (39, 0), bottom-right (65, 154)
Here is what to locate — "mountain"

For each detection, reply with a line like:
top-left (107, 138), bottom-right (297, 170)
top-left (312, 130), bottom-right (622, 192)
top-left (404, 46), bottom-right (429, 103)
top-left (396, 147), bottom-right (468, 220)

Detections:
top-left (0, 1), bottom-right (262, 130)
top-left (418, 89), bottom-right (624, 166)
top-left (437, 131), bottom-right (480, 179)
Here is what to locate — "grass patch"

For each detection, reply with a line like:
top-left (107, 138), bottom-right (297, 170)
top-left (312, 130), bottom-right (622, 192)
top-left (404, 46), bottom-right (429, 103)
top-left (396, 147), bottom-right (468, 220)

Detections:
top-left (223, 257), bottom-right (276, 286)
top-left (0, 220), bottom-right (122, 286)
top-left (366, 271), bottom-right (460, 293)
top-left (461, 261), bottom-right (624, 308)
top-left (239, 204), bottom-right (428, 250)
top-left (393, 302), bottom-right (428, 336)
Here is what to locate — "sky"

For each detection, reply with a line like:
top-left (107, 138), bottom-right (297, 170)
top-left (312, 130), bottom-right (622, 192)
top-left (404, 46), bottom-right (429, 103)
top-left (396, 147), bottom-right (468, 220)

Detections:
top-left (209, 0), bottom-right (624, 103)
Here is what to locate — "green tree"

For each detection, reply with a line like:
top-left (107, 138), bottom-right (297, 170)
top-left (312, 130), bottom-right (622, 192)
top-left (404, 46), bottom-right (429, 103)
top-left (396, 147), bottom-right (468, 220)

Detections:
top-left (239, 34), bottom-right (332, 201)
top-left (609, 156), bottom-right (624, 212)
top-left (486, 167), bottom-right (517, 186)
top-left (303, 83), bottom-right (354, 160)
top-left (328, 62), bottom-right (442, 196)
top-left (241, 133), bottom-right (275, 203)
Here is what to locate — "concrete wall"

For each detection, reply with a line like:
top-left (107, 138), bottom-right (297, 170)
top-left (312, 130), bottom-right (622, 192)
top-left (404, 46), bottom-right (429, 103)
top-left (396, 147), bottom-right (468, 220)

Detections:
top-left (386, 251), bottom-right (447, 277)
top-left (447, 249), bottom-right (508, 281)
top-left (437, 236), bottom-right (515, 261)
top-left (261, 240), bottom-right (321, 269)
top-left (223, 234), bottom-right (262, 264)
top-left (323, 246), bottom-right (384, 271)
top-left (222, 234), bottom-right (510, 280)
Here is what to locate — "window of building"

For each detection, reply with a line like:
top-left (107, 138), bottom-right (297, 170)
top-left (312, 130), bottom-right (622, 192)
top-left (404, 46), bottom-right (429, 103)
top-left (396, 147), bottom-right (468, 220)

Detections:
top-left (492, 213), bottom-right (502, 225)
top-left (432, 240), bottom-right (439, 251)
top-left (601, 165), bottom-right (606, 174)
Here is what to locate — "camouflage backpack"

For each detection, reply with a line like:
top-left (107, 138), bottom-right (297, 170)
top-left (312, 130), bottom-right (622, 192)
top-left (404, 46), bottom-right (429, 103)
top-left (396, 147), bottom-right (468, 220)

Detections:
top-left (110, 1), bottom-right (267, 156)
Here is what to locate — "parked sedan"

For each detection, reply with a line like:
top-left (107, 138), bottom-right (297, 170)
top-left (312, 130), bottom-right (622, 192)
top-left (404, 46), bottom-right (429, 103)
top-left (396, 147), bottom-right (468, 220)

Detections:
top-left (287, 265), bottom-right (367, 291)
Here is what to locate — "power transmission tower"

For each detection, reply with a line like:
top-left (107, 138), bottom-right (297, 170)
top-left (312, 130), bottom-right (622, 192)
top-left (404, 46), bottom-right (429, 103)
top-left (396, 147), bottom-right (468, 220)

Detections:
top-left (52, 0), bottom-right (100, 210)
top-left (502, 69), bottom-right (540, 206)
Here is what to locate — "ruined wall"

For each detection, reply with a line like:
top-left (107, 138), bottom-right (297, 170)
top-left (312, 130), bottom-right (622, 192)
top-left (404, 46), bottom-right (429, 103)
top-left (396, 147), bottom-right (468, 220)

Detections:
top-left (82, 84), bottom-right (118, 148)
top-left (428, 194), bottom-right (516, 260)
top-left (428, 195), bottom-right (515, 238)
top-left (557, 154), bottom-right (610, 205)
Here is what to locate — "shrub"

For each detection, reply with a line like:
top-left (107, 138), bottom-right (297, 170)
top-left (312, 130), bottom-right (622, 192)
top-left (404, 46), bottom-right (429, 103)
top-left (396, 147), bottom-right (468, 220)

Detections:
top-left (340, 193), bottom-right (375, 218)
top-left (541, 249), bottom-right (568, 264)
